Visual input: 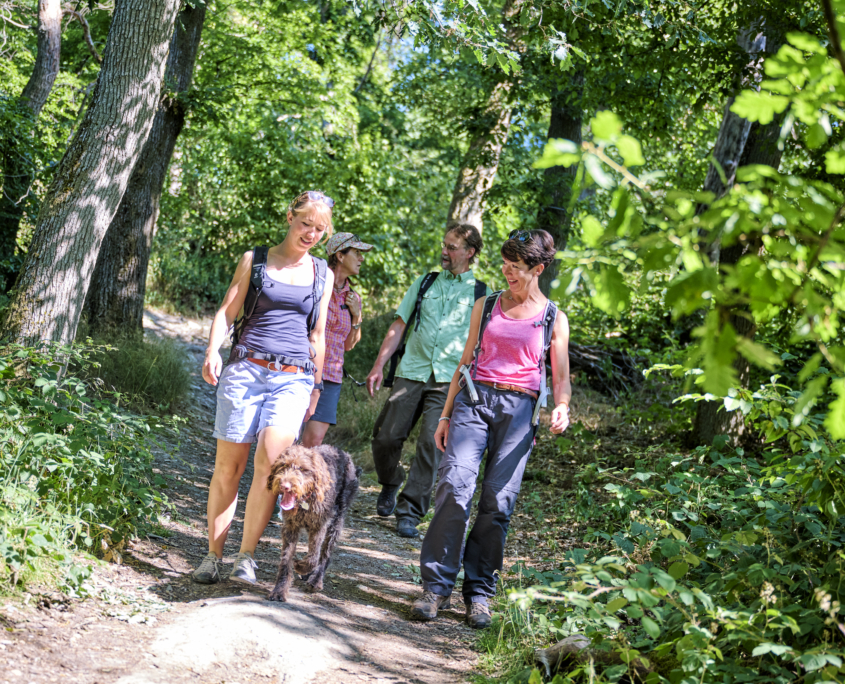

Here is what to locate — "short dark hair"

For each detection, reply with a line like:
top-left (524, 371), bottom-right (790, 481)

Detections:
top-left (328, 246), bottom-right (351, 269)
top-left (445, 222), bottom-right (483, 264)
top-left (501, 229), bottom-right (556, 269)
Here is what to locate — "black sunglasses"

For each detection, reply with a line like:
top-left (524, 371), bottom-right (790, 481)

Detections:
top-left (508, 229), bottom-right (533, 243)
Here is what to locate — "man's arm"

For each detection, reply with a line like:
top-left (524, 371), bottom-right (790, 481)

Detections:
top-left (365, 274), bottom-right (425, 395)
top-left (365, 317), bottom-right (407, 396)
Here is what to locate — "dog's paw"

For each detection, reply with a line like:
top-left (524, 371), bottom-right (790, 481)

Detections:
top-left (294, 559), bottom-right (314, 575)
top-left (267, 588), bottom-right (289, 602)
top-left (305, 577), bottom-right (324, 593)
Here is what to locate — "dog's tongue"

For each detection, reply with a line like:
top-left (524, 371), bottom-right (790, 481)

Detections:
top-left (279, 491), bottom-right (297, 511)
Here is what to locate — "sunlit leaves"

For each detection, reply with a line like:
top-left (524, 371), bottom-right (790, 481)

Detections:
top-left (825, 378), bottom-right (845, 439)
top-left (731, 91), bottom-right (789, 125)
top-left (590, 264), bottom-right (630, 317)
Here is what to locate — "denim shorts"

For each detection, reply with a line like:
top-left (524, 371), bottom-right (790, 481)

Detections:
top-left (308, 380), bottom-right (342, 425)
top-left (213, 360), bottom-right (314, 443)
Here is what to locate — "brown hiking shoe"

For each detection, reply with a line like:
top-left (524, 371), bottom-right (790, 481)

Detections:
top-left (410, 591), bottom-right (451, 620)
top-left (466, 601), bottom-right (492, 629)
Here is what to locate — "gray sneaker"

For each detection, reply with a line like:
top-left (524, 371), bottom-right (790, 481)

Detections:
top-left (192, 552), bottom-right (221, 584)
top-left (230, 552), bottom-right (258, 584)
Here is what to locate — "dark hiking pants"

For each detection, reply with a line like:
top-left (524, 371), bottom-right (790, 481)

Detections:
top-left (420, 384), bottom-right (536, 603)
top-left (371, 375), bottom-right (449, 524)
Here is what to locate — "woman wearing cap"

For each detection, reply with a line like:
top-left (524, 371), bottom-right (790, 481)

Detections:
top-left (301, 233), bottom-right (374, 447)
top-left (192, 191), bottom-right (335, 586)
top-left (411, 229), bottom-right (571, 629)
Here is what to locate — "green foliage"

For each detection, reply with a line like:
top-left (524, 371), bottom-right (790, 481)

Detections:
top-left (537, 23), bottom-right (845, 408)
top-left (499, 379), bottom-right (845, 683)
top-left (0, 343), bottom-right (174, 591)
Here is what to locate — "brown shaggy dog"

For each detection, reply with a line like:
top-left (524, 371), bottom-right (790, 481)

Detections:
top-left (266, 444), bottom-right (360, 601)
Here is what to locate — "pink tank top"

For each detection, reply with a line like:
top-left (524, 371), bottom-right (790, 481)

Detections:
top-left (474, 298), bottom-right (544, 391)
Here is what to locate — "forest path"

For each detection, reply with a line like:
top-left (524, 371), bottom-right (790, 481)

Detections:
top-left (0, 308), bottom-right (480, 684)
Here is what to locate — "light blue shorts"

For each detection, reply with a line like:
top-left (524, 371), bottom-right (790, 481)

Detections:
top-left (213, 360), bottom-right (314, 443)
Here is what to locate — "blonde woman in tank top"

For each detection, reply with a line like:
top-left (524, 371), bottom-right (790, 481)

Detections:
top-left (192, 191), bottom-right (335, 586)
top-left (411, 229), bottom-right (571, 629)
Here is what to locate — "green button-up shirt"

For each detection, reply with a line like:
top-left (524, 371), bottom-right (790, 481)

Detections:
top-left (395, 270), bottom-right (490, 383)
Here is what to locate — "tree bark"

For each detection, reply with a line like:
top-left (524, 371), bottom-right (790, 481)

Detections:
top-left (0, 0), bottom-right (62, 290)
top-left (693, 23), bottom-right (785, 446)
top-left (83, 3), bottom-right (207, 336)
top-left (0, 0), bottom-right (182, 346)
top-left (538, 69), bottom-right (585, 296)
top-left (697, 27), bottom-right (767, 217)
top-left (445, 0), bottom-right (526, 234)
top-left (20, 0), bottom-right (63, 115)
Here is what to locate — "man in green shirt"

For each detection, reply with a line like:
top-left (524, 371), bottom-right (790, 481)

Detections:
top-left (366, 224), bottom-right (488, 538)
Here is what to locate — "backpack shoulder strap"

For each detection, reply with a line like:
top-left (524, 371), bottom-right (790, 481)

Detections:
top-left (535, 299), bottom-right (559, 411)
top-left (413, 271), bottom-right (440, 331)
top-left (251, 246), bottom-right (268, 288)
top-left (471, 291), bottom-right (504, 372)
top-left (384, 271), bottom-right (438, 388)
top-left (306, 257), bottom-right (328, 334)
top-left (473, 279), bottom-right (487, 302)
top-left (231, 246), bottom-right (268, 347)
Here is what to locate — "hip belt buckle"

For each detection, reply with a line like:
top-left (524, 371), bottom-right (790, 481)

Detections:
top-left (268, 360), bottom-right (283, 372)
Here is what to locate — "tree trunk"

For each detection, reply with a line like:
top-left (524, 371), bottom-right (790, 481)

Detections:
top-left (20, 0), bottom-right (63, 115)
top-left (538, 69), bottom-right (585, 296)
top-left (445, 0), bottom-right (526, 234)
top-left (0, 0), bottom-right (182, 346)
top-left (697, 27), bottom-right (767, 216)
top-left (446, 80), bottom-right (513, 232)
top-left (693, 23), bottom-right (785, 446)
top-left (0, 0), bottom-right (62, 290)
top-left (83, 3), bottom-right (207, 336)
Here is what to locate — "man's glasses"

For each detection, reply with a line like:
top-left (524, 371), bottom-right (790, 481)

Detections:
top-left (508, 229), bottom-right (533, 243)
top-left (298, 191), bottom-right (335, 208)
top-left (441, 241), bottom-right (464, 253)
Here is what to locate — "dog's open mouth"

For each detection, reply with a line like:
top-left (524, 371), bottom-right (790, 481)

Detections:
top-left (279, 491), bottom-right (297, 510)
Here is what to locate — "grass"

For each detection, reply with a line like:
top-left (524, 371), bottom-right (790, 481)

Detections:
top-left (77, 332), bottom-right (192, 411)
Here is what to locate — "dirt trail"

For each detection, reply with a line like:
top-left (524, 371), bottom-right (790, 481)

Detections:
top-left (0, 308), bottom-right (481, 684)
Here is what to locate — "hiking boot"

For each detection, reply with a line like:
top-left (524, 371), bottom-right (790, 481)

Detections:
top-left (192, 552), bottom-right (221, 584)
top-left (376, 484), bottom-right (401, 517)
top-left (466, 601), bottom-right (492, 629)
top-left (396, 519), bottom-right (419, 538)
top-left (230, 552), bottom-right (258, 585)
top-left (410, 591), bottom-right (451, 620)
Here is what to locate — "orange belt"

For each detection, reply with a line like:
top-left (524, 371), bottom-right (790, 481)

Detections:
top-left (247, 358), bottom-right (303, 373)
top-left (477, 380), bottom-right (538, 400)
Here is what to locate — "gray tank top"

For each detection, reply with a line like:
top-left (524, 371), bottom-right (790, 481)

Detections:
top-left (238, 272), bottom-right (315, 358)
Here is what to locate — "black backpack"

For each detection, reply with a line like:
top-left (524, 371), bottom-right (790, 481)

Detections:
top-left (472, 291), bottom-right (558, 425)
top-left (384, 272), bottom-right (487, 388)
top-left (230, 246), bottom-right (328, 348)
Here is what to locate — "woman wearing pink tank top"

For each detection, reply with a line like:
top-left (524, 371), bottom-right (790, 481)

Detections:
top-left (411, 229), bottom-right (571, 629)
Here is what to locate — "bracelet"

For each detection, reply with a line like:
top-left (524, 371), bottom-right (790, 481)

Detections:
top-left (438, 416), bottom-right (451, 423)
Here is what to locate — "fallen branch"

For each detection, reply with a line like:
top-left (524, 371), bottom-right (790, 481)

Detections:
top-left (568, 342), bottom-right (642, 399)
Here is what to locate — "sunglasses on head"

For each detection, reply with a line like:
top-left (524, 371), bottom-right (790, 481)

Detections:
top-left (299, 191), bottom-right (335, 208)
top-left (508, 229), bottom-right (533, 243)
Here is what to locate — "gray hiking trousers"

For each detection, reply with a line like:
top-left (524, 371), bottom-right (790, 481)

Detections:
top-left (371, 375), bottom-right (449, 523)
top-left (420, 383), bottom-right (536, 603)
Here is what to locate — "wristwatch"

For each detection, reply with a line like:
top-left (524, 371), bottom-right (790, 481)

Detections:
top-left (351, 322), bottom-right (361, 330)
top-left (313, 381), bottom-right (324, 392)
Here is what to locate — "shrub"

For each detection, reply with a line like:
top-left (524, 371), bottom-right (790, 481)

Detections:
top-left (0, 343), bottom-right (173, 591)
top-left (498, 378), bottom-right (845, 684)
